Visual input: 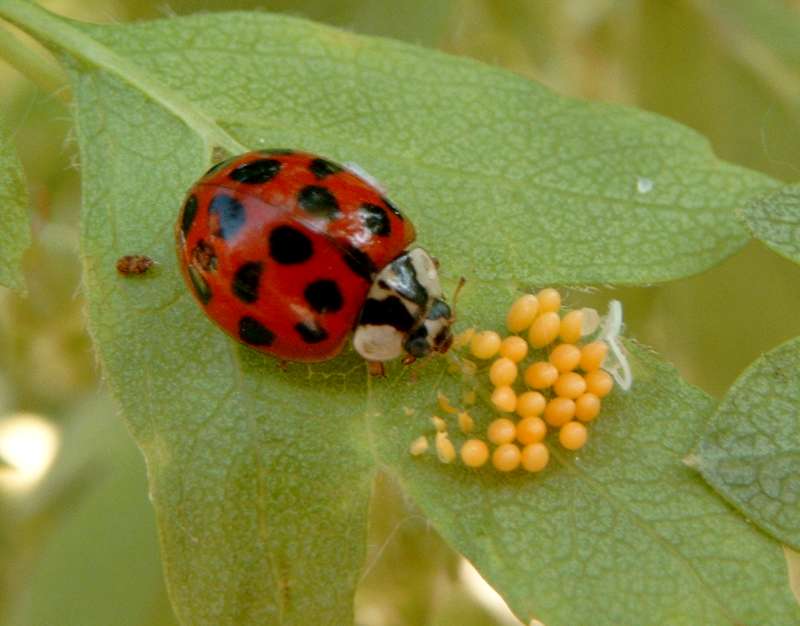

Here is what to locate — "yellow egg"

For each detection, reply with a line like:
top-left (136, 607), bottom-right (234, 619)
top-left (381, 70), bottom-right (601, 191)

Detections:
top-left (559, 309), bottom-right (584, 344)
top-left (492, 443), bottom-right (522, 472)
top-left (460, 439), bottom-right (490, 468)
top-left (585, 369), bottom-right (614, 398)
top-left (536, 288), bottom-right (561, 313)
top-left (516, 417), bottom-right (547, 445)
top-left (489, 357), bottom-right (518, 387)
top-left (487, 417), bottom-right (517, 445)
top-left (491, 386), bottom-right (517, 413)
top-left (516, 391), bottom-right (546, 418)
top-left (524, 361), bottom-right (558, 389)
top-left (554, 372), bottom-right (588, 399)
top-left (559, 421), bottom-right (588, 450)
top-left (506, 294), bottom-right (539, 333)
top-left (549, 343), bottom-right (581, 373)
top-left (521, 442), bottom-right (550, 472)
top-left (528, 312), bottom-right (561, 348)
top-left (470, 330), bottom-right (502, 359)
top-left (499, 336), bottom-right (529, 362)
top-left (575, 393), bottom-right (601, 422)
top-left (580, 341), bottom-right (608, 372)
top-left (544, 397), bottom-right (576, 427)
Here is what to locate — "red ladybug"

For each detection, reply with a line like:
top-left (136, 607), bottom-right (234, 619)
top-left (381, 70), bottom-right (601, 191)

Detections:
top-left (176, 150), bottom-right (455, 368)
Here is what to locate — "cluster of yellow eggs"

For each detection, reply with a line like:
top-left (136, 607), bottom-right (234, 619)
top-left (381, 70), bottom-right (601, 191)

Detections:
top-left (410, 288), bottom-right (615, 473)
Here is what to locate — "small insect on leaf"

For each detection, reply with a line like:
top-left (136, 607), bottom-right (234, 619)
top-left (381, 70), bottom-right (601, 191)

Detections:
top-left (116, 255), bottom-right (155, 275)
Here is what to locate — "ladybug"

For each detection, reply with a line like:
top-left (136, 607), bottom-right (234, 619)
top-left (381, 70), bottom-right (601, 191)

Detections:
top-left (176, 149), bottom-right (455, 371)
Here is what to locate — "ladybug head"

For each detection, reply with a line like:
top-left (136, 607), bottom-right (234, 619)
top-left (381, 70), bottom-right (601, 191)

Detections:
top-left (353, 249), bottom-right (459, 368)
top-left (402, 297), bottom-right (454, 359)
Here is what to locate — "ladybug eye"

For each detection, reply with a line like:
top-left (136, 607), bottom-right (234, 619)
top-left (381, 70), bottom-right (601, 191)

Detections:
top-left (404, 334), bottom-right (431, 358)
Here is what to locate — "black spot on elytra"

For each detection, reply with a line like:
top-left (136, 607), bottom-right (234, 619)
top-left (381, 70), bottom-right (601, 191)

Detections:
top-left (295, 321), bottom-right (328, 344)
top-left (304, 279), bottom-right (343, 313)
top-left (427, 299), bottom-right (451, 320)
top-left (269, 225), bottom-right (313, 264)
top-left (359, 203), bottom-right (391, 236)
top-left (341, 245), bottom-right (376, 282)
top-left (386, 255), bottom-right (428, 305)
top-left (209, 194), bottom-right (246, 240)
top-left (298, 185), bottom-right (340, 218)
top-left (381, 196), bottom-right (404, 220)
top-left (187, 265), bottom-right (212, 304)
top-left (192, 239), bottom-right (217, 271)
top-left (180, 195), bottom-right (198, 236)
top-left (309, 158), bottom-right (342, 179)
top-left (230, 158), bottom-right (282, 184)
top-left (232, 262), bottom-right (263, 303)
top-left (239, 316), bottom-right (276, 346)
top-left (359, 296), bottom-right (415, 331)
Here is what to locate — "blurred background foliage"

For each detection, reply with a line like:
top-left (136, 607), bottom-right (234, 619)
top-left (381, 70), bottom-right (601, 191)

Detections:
top-left (0, 1), bottom-right (798, 624)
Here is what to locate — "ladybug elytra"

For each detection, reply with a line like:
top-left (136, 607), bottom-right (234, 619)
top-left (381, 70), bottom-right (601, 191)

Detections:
top-left (176, 150), bottom-right (455, 369)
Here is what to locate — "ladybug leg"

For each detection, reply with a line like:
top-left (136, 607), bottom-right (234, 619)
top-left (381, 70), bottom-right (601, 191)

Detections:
top-left (367, 361), bottom-right (385, 377)
top-left (277, 359), bottom-right (289, 371)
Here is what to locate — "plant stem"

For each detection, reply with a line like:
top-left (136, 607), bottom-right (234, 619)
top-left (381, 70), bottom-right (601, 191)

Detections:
top-left (0, 0), bottom-right (247, 154)
top-left (0, 22), bottom-right (68, 100)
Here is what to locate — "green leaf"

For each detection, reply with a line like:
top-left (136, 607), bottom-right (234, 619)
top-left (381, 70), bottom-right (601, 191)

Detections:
top-left (369, 338), bottom-right (799, 626)
top-left (695, 335), bottom-right (800, 550)
top-left (0, 114), bottom-right (31, 293)
top-left (0, 2), bottom-right (780, 285)
top-left (742, 184), bottom-right (800, 266)
top-left (0, 2), bottom-right (792, 624)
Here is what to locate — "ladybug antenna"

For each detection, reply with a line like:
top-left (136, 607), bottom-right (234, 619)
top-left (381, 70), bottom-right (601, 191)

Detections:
top-left (449, 277), bottom-right (466, 322)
